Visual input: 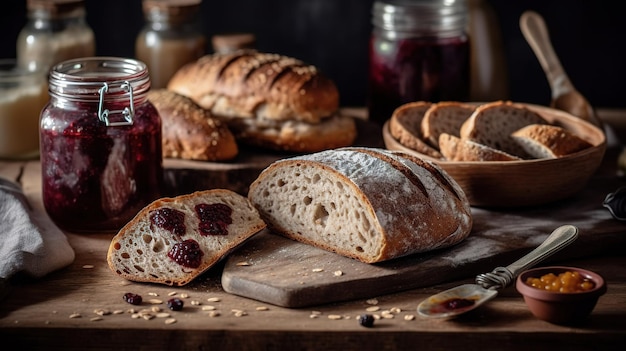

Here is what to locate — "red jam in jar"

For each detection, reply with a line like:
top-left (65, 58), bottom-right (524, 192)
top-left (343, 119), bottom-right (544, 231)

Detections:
top-left (40, 57), bottom-right (163, 232)
top-left (367, 0), bottom-right (470, 125)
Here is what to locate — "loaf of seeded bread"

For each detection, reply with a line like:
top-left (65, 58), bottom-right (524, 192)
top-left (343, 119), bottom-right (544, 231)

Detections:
top-left (388, 101), bottom-right (442, 159)
top-left (147, 89), bottom-right (238, 161)
top-left (439, 133), bottom-right (522, 161)
top-left (511, 124), bottom-right (593, 158)
top-left (167, 50), bottom-right (357, 152)
top-left (247, 147), bottom-right (473, 263)
top-left (459, 101), bottom-right (548, 158)
top-left (107, 189), bottom-right (266, 286)
top-left (421, 102), bottom-right (476, 148)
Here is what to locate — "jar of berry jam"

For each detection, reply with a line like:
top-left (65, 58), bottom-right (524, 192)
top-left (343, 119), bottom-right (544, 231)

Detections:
top-left (40, 57), bottom-right (163, 232)
top-left (368, 0), bottom-right (470, 125)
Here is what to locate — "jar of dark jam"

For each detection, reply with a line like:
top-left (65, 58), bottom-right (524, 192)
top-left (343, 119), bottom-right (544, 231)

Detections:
top-left (368, 0), bottom-right (470, 125)
top-left (40, 57), bottom-right (163, 232)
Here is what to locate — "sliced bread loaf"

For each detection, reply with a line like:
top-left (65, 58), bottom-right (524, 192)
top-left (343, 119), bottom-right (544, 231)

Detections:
top-left (107, 189), bottom-right (266, 286)
top-left (439, 133), bottom-right (522, 161)
top-left (511, 124), bottom-right (593, 158)
top-left (460, 101), bottom-right (548, 158)
top-left (421, 101), bottom-right (476, 148)
top-left (388, 101), bottom-right (443, 159)
top-left (247, 147), bottom-right (473, 263)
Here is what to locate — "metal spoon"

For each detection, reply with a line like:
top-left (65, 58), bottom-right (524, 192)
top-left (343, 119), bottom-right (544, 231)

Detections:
top-left (519, 11), bottom-right (602, 128)
top-left (417, 224), bottom-right (579, 319)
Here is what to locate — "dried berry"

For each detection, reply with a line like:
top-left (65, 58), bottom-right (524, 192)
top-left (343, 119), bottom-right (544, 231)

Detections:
top-left (167, 239), bottom-right (204, 268)
top-left (195, 203), bottom-right (233, 236)
top-left (150, 208), bottom-right (186, 236)
top-left (358, 314), bottom-right (374, 328)
top-left (167, 298), bottom-right (184, 311)
top-left (123, 293), bottom-right (143, 305)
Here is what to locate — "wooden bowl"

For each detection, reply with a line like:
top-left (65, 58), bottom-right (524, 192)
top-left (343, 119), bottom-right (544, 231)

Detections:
top-left (382, 103), bottom-right (606, 207)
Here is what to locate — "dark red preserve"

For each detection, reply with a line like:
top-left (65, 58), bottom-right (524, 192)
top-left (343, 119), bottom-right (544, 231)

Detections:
top-left (367, 0), bottom-right (470, 125)
top-left (40, 57), bottom-right (163, 232)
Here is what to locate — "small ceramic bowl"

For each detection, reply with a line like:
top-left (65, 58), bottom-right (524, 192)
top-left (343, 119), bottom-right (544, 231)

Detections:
top-left (516, 266), bottom-right (607, 325)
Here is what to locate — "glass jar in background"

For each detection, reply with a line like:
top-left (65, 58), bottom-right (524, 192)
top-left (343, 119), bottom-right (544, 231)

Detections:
top-left (0, 59), bottom-right (48, 160)
top-left (367, 0), bottom-right (471, 125)
top-left (135, 0), bottom-right (206, 89)
top-left (17, 0), bottom-right (95, 73)
top-left (40, 57), bottom-right (163, 232)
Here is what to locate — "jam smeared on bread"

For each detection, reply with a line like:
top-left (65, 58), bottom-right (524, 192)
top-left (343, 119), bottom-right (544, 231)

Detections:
top-left (196, 203), bottom-right (233, 236)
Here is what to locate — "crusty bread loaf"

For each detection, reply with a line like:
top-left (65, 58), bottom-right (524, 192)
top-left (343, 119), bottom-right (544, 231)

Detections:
top-left (147, 89), bottom-right (238, 161)
top-left (511, 124), bottom-right (593, 158)
top-left (439, 133), bottom-right (522, 161)
top-left (421, 102), bottom-right (476, 148)
top-left (460, 101), bottom-right (548, 158)
top-left (167, 50), bottom-right (357, 152)
top-left (107, 189), bottom-right (266, 286)
top-left (388, 101), bottom-right (442, 159)
top-left (247, 147), bottom-right (473, 263)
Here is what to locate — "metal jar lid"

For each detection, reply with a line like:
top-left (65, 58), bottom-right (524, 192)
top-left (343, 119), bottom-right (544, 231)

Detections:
top-left (372, 0), bottom-right (468, 36)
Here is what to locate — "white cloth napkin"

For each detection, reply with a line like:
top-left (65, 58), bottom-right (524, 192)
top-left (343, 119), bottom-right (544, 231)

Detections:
top-left (0, 178), bottom-right (75, 279)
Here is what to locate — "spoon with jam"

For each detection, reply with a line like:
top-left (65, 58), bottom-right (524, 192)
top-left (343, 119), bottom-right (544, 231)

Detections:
top-left (417, 224), bottom-right (579, 319)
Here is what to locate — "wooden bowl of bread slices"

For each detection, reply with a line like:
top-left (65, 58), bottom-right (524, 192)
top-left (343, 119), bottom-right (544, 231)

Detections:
top-left (382, 100), bottom-right (606, 207)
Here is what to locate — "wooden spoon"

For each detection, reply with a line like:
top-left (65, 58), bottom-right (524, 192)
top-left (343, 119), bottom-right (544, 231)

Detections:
top-left (519, 11), bottom-right (602, 128)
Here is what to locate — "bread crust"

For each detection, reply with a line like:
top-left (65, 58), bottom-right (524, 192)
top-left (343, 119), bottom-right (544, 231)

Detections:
top-left (421, 101), bottom-right (476, 148)
top-left (439, 133), bottom-right (521, 161)
top-left (389, 101), bottom-right (443, 159)
top-left (148, 89), bottom-right (238, 161)
top-left (511, 124), bottom-right (593, 158)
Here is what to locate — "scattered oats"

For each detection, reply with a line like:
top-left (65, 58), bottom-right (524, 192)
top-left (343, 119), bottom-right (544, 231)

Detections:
top-left (390, 307), bottom-right (402, 314)
top-left (113, 310), bottom-right (125, 315)
top-left (255, 306), bottom-right (269, 311)
top-left (365, 306), bottom-right (380, 312)
top-left (366, 299), bottom-right (379, 305)
top-left (191, 300), bottom-right (201, 306)
top-left (311, 310), bottom-right (322, 315)
top-left (208, 311), bottom-right (221, 317)
top-left (180, 293), bottom-right (189, 299)
top-left (344, 315), bottom-right (351, 319)
top-left (131, 314), bottom-right (141, 319)
top-left (168, 291), bottom-right (177, 296)
top-left (156, 312), bottom-right (171, 318)
top-left (328, 314), bottom-right (343, 320)
top-left (312, 268), bottom-right (323, 272)
top-left (404, 314), bottom-right (416, 321)
top-left (382, 313), bottom-right (395, 319)
top-left (147, 299), bottom-right (163, 304)
top-left (151, 306), bottom-right (162, 313)
top-left (373, 314), bottom-right (381, 320)
top-left (45, 320), bottom-right (50, 325)
top-left (82, 264), bottom-right (94, 269)
top-left (233, 310), bottom-right (247, 317)
top-left (93, 309), bottom-right (111, 316)
top-left (148, 292), bottom-right (159, 296)
top-left (333, 270), bottom-right (343, 276)
top-left (90, 316), bottom-right (103, 322)
top-left (127, 308), bottom-right (137, 314)
top-left (202, 305), bottom-right (216, 311)
top-left (165, 318), bottom-right (177, 325)
top-left (142, 314), bottom-right (155, 320)
top-left (299, 281), bottom-right (305, 285)
top-left (120, 281), bottom-right (132, 286)
top-left (236, 261), bottom-right (251, 266)
top-left (309, 314), bottom-right (319, 319)
top-left (69, 313), bottom-right (81, 319)
top-left (207, 297), bottom-right (221, 302)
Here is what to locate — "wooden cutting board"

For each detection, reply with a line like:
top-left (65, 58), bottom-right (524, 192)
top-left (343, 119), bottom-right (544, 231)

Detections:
top-left (221, 175), bottom-right (626, 308)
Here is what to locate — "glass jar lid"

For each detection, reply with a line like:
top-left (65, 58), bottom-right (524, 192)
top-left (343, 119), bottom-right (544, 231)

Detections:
top-left (372, 0), bottom-right (468, 36)
top-left (142, 0), bottom-right (202, 22)
top-left (27, 0), bottom-right (86, 19)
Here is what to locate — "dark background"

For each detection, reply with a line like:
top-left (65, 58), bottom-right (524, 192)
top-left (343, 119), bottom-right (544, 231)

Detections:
top-left (2, 0), bottom-right (625, 109)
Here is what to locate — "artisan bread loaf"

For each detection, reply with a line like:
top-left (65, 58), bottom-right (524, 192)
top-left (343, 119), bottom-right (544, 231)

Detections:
top-left (167, 50), bottom-right (357, 152)
top-left (511, 124), bottom-right (593, 158)
top-left (421, 102), bottom-right (476, 148)
top-left (460, 101), bottom-right (548, 158)
top-left (107, 189), bottom-right (266, 286)
top-left (389, 101), bottom-right (442, 159)
top-left (247, 147), bottom-right (473, 263)
top-left (439, 133), bottom-right (521, 161)
top-left (147, 89), bottom-right (238, 161)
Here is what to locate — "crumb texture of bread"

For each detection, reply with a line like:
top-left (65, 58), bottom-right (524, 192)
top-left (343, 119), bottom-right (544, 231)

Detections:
top-left (107, 189), bottom-right (266, 286)
top-left (439, 133), bottom-right (522, 161)
top-left (247, 147), bottom-right (472, 263)
top-left (511, 124), bottom-right (593, 158)
top-left (421, 101), bottom-right (476, 148)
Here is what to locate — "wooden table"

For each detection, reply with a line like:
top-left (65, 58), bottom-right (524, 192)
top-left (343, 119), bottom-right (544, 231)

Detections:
top-left (1, 110), bottom-right (626, 350)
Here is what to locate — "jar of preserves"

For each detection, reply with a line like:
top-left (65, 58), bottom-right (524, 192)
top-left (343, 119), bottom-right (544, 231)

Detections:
top-left (135, 0), bottom-right (206, 89)
top-left (368, 0), bottom-right (470, 125)
top-left (0, 59), bottom-right (48, 159)
top-left (40, 57), bottom-right (163, 232)
top-left (17, 0), bottom-right (96, 72)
